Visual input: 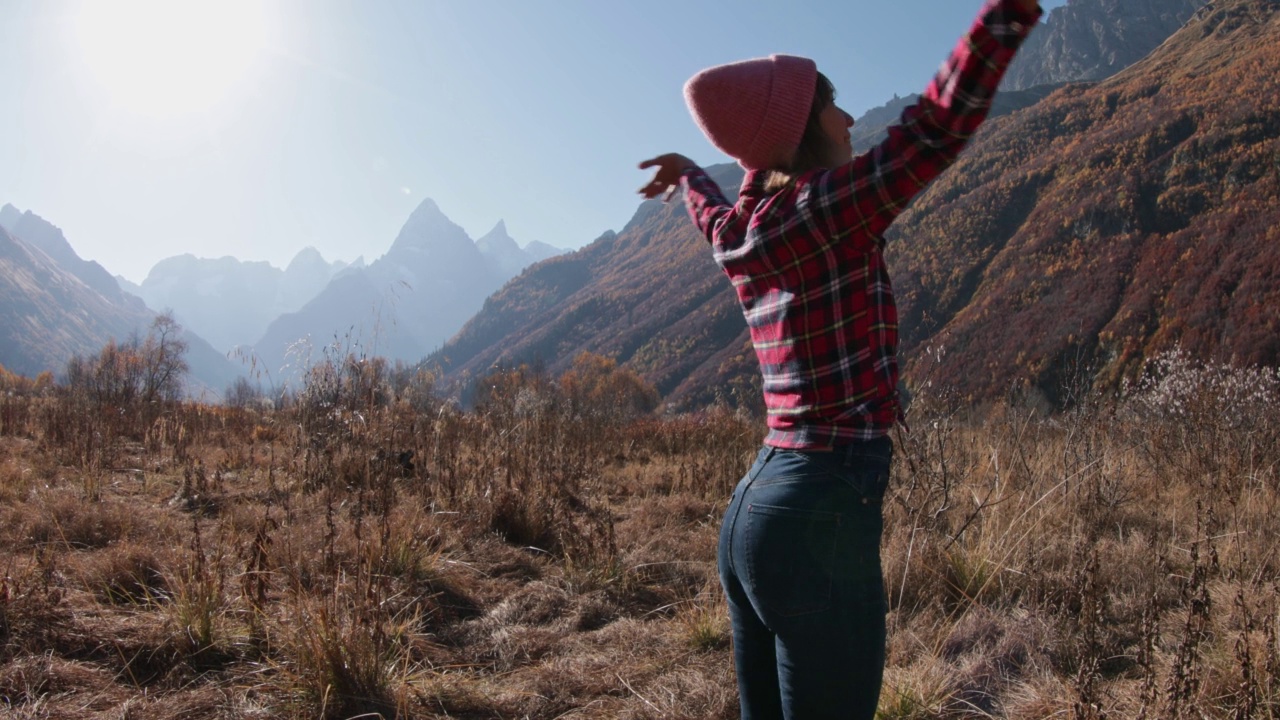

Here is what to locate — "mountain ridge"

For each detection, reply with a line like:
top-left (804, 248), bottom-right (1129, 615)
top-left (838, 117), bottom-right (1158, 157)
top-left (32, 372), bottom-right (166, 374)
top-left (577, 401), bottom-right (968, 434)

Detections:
top-left (1002, 0), bottom-right (1209, 90)
top-left (426, 0), bottom-right (1279, 408)
top-left (251, 197), bottom-right (568, 383)
top-left (1, 205), bottom-right (142, 311)
top-left (129, 248), bottom-right (349, 353)
top-left (0, 219), bottom-right (244, 395)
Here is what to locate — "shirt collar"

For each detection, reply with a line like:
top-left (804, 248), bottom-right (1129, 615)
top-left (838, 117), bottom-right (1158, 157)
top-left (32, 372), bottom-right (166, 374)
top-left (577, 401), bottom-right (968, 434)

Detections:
top-left (740, 169), bottom-right (772, 200)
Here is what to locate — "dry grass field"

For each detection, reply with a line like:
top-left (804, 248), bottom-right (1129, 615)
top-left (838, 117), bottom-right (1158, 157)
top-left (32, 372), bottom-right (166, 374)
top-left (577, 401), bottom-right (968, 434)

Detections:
top-left (1, 351), bottom-right (1277, 719)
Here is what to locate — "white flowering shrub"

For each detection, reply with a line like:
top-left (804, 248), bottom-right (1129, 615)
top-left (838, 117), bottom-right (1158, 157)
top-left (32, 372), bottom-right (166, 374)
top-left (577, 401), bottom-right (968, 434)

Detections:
top-left (1122, 347), bottom-right (1280, 429)
top-left (1120, 347), bottom-right (1280, 484)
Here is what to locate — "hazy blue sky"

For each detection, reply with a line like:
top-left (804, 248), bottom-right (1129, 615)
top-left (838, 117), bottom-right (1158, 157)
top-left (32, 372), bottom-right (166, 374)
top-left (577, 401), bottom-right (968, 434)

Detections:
top-left (1, 0), bottom-right (1065, 283)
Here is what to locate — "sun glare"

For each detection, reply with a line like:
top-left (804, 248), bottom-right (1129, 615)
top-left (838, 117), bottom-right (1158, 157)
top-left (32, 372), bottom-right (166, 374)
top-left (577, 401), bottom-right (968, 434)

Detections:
top-left (72, 0), bottom-right (268, 119)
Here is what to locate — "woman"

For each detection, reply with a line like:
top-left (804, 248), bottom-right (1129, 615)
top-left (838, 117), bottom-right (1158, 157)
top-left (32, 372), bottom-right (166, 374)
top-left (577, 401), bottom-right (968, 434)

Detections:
top-left (638, 1), bottom-right (1041, 717)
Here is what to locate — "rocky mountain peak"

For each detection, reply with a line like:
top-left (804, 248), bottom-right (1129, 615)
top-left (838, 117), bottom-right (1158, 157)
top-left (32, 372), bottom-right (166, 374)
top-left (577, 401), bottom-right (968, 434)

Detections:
top-left (2, 205), bottom-right (127, 302)
top-left (485, 219), bottom-right (508, 237)
top-left (285, 246), bottom-right (328, 274)
top-left (0, 203), bottom-right (21, 232)
top-left (386, 197), bottom-right (473, 258)
top-left (3, 207), bottom-right (74, 261)
top-left (403, 197), bottom-right (447, 227)
top-left (144, 253), bottom-right (199, 282)
top-left (1002, 0), bottom-right (1209, 91)
top-left (477, 220), bottom-right (519, 253)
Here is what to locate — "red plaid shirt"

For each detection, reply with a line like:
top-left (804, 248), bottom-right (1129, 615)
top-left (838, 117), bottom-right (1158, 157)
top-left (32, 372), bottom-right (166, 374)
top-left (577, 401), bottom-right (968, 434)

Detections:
top-left (681, 0), bottom-right (1040, 449)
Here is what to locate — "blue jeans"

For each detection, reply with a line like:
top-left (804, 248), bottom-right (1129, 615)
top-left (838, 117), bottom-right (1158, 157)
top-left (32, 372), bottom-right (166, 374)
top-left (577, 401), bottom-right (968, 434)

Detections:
top-left (718, 438), bottom-right (892, 720)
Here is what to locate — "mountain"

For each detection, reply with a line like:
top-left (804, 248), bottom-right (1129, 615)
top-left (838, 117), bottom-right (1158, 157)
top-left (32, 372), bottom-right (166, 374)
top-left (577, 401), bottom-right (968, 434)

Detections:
top-left (886, 0), bottom-right (1280, 399)
top-left (428, 0), bottom-right (1280, 407)
top-left (476, 221), bottom-right (524, 280)
top-left (1, 224), bottom-right (135, 379)
top-left (427, 163), bottom-right (753, 409)
top-left (115, 274), bottom-right (144, 297)
top-left (130, 247), bottom-right (348, 353)
top-left (281, 247), bottom-right (352, 309)
top-left (851, 0), bottom-right (1207, 153)
top-left (0, 203), bottom-right (22, 232)
top-left (1003, 0), bottom-right (1209, 91)
top-left (852, 83), bottom-right (1073, 154)
top-left (0, 214), bottom-right (244, 395)
top-left (252, 199), bottom-right (561, 384)
top-left (1, 204), bottom-right (133, 304)
top-left (525, 241), bottom-right (565, 264)
top-left (475, 221), bottom-right (567, 282)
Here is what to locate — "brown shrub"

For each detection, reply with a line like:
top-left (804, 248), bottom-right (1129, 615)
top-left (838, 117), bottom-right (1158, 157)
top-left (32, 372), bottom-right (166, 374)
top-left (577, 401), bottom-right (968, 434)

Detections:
top-left (17, 492), bottom-right (154, 550)
top-left (78, 542), bottom-right (170, 605)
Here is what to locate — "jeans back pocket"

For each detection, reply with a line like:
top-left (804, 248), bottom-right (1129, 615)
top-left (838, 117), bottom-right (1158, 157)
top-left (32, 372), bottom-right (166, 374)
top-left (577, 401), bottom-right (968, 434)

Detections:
top-left (744, 503), bottom-right (840, 618)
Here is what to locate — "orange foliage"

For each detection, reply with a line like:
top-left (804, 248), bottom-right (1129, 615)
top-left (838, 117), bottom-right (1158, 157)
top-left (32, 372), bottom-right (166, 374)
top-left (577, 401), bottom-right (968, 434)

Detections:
top-left (559, 352), bottom-right (659, 422)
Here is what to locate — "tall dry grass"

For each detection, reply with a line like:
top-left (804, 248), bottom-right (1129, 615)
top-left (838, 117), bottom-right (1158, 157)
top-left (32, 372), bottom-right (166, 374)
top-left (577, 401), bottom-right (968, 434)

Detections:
top-left (0, 350), bottom-right (1276, 718)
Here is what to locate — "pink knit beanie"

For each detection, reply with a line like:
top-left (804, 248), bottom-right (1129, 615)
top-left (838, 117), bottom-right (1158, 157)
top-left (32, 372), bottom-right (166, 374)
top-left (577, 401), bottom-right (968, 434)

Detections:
top-left (683, 54), bottom-right (817, 171)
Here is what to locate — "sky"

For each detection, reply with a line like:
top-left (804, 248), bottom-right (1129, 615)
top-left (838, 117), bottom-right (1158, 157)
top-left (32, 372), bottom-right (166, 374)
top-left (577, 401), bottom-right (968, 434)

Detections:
top-left (1, 0), bottom-right (1067, 284)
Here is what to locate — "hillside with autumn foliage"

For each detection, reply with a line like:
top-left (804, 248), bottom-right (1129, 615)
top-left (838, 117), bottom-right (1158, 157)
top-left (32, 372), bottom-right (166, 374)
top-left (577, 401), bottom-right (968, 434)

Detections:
top-left (434, 0), bottom-right (1280, 408)
top-left (888, 0), bottom-right (1280, 400)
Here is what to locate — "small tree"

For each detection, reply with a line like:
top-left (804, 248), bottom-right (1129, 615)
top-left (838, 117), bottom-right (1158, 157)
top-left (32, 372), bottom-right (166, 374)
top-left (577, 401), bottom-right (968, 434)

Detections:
top-left (65, 339), bottom-right (143, 407)
top-left (225, 376), bottom-right (263, 410)
top-left (63, 312), bottom-right (190, 409)
top-left (0, 363), bottom-right (53, 395)
top-left (472, 362), bottom-right (557, 421)
top-left (139, 312), bottom-right (189, 403)
top-left (559, 352), bottom-right (659, 423)
top-left (389, 361), bottom-right (438, 414)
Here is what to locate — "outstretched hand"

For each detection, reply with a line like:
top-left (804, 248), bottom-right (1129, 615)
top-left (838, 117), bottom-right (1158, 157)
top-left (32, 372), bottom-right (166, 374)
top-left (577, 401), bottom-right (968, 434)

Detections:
top-left (638, 153), bottom-right (697, 202)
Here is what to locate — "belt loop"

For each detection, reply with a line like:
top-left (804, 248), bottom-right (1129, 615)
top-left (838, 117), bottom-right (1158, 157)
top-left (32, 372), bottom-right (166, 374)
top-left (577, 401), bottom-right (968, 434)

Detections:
top-left (841, 443), bottom-right (857, 468)
top-left (748, 446), bottom-right (777, 482)
top-left (838, 436), bottom-right (892, 467)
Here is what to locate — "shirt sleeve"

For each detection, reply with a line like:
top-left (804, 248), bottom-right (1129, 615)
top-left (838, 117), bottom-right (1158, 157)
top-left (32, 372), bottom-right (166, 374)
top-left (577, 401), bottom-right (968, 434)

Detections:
top-left (807, 0), bottom-right (1042, 250)
top-left (680, 165), bottom-right (736, 246)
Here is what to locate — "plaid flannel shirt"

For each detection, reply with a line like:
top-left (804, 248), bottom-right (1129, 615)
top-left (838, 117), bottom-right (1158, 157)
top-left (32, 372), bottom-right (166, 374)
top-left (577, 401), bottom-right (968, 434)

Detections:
top-left (681, 0), bottom-right (1040, 449)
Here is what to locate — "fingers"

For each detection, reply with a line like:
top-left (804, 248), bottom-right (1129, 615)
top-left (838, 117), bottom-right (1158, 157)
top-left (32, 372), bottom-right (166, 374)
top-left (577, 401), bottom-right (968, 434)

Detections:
top-left (637, 153), bottom-right (692, 201)
top-left (637, 179), bottom-right (677, 201)
top-left (638, 182), bottom-right (667, 199)
top-left (638, 170), bottom-right (670, 197)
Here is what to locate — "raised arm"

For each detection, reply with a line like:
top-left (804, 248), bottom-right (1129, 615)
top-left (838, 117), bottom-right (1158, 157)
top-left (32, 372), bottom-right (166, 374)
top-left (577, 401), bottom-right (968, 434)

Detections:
top-left (810, 0), bottom-right (1041, 246)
